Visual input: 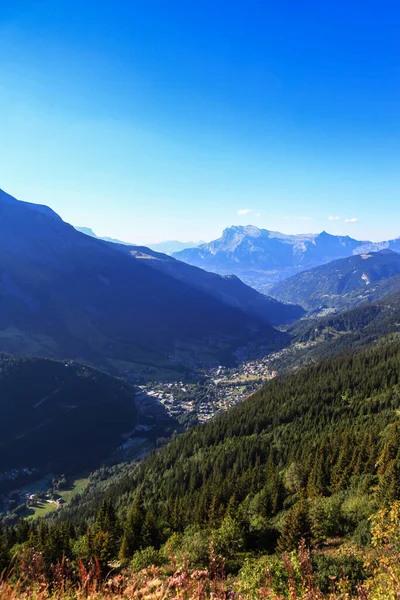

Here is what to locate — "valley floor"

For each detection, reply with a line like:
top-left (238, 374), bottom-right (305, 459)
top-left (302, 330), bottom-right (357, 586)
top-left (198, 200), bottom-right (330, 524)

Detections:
top-left (0, 338), bottom-right (319, 524)
top-left (130, 338), bottom-right (316, 427)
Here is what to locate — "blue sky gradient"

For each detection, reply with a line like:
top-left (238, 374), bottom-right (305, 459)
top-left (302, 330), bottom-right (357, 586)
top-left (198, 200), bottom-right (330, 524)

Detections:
top-left (1, 1), bottom-right (399, 242)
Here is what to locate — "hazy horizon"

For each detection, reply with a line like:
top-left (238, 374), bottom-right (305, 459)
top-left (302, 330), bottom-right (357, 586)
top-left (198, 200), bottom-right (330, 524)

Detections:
top-left (74, 219), bottom-right (399, 246)
top-left (2, 184), bottom-right (399, 246)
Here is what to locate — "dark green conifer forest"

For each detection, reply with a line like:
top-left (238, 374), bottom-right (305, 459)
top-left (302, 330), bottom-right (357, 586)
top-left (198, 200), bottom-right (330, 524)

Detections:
top-left (2, 337), bottom-right (400, 579)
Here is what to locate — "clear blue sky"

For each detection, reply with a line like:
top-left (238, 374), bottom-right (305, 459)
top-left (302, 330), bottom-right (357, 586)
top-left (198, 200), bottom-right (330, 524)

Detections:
top-left (0, 0), bottom-right (399, 243)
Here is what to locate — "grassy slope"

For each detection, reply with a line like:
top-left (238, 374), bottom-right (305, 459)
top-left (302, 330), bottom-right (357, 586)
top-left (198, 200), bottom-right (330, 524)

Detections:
top-left (27, 478), bottom-right (90, 520)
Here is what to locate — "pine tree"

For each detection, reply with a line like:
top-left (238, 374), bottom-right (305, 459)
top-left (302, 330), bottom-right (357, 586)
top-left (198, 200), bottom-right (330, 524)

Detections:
top-left (141, 510), bottom-right (158, 549)
top-left (377, 459), bottom-right (400, 505)
top-left (93, 499), bottom-right (121, 559)
top-left (307, 443), bottom-right (329, 497)
top-left (276, 500), bottom-right (311, 553)
top-left (118, 533), bottom-right (130, 562)
top-left (121, 491), bottom-right (146, 557)
top-left (0, 529), bottom-right (10, 573)
top-left (378, 424), bottom-right (400, 477)
top-left (207, 494), bottom-right (220, 529)
top-left (330, 434), bottom-right (353, 491)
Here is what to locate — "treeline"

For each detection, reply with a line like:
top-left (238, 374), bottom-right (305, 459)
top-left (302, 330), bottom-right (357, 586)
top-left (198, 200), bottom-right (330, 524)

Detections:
top-left (1, 339), bottom-right (400, 576)
top-left (113, 338), bottom-right (400, 548)
top-left (274, 291), bottom-right (400, 371)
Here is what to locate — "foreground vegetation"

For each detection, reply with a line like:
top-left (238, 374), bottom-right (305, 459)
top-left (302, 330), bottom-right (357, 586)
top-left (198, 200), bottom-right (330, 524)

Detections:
top-left (1, 337), bottom-right (400, 597)
top-left (2, 517), bottom-right (400, 599)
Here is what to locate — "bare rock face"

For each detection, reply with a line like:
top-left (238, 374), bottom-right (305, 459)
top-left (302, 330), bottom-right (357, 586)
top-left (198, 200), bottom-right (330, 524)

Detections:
top-left (173, 225), bottom-right (400, 290)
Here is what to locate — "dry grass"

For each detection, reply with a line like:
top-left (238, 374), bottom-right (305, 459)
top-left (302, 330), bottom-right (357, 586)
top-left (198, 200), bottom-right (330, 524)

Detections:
top-left (2, 541), bottom-right (400, 599)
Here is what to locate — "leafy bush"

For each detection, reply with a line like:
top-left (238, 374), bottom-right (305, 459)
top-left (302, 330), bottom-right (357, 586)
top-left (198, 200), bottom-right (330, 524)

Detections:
top-left (341, 493), bottom-right (376, 533)
top-left (239, 555), bottom-right (276, 598)
top-left (238, 553), bottom-right (300, 598)
top-left (213, 515), bottom-right (246, 558)
top-left (308, 494), bottom-right (345, 542)
top-left (131, 546), bottom-right (164, 571)
top-left (352, 518), bottom-right (372, 547)
top-left (163, 527), bottom-right (211, 568)
top-left (312, 553), bottom-right (367, 593)
top-left (370, 500), bottom-right (400, 550)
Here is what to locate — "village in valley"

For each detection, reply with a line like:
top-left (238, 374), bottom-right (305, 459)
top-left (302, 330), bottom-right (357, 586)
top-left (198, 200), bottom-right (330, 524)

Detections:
top-left (132, 337), bottom-right (318, 426)
top-left (0, 343), bottom-right (307, 523)
top-left (135, 353), bottom-right (279, 425)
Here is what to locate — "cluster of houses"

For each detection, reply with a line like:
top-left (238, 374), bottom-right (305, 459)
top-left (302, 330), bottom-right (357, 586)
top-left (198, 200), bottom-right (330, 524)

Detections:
top-left (136, 356), bottom-right (279, 424)
top-left (0, 487), bottom-right (66, 518)
top-left (25, 492), bottom-right (65, 508)
top-left (0, 467), bottom-right (36, 482)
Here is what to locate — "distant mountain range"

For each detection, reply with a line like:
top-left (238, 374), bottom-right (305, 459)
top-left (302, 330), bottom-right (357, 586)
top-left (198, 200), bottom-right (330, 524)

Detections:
top-left (0, 189), bottom-right (299, 374)
top-left (75, 227), bottom-right (132, 246)
top-left (173, 225), bottom-right (400, 290)
top-left (146, 240), bottom-right (206, 254)
top-left (75, 226), bottom-right (204, 255)
top-left (270, 249), bottom-right (400, 313)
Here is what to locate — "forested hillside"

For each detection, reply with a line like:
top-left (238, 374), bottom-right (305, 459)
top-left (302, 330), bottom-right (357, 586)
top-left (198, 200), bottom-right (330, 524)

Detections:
top-left (270, 250), bottom-right (400, 312)
top-left (0, 356), bottom-right (137, 477)
top-left (1, 334), bottom-right (400, 598)
top-left (274, 290), bottom-right (400, 371)
top-left (113, 338), bottom-right (400, 546)
top-left (2, 339), bottom-right (397, 559)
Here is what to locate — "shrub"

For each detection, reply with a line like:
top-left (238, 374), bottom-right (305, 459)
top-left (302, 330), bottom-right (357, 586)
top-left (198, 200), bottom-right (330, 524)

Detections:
top-left (308, 494), bottom-right (345, 542)
top-left (163, 527), bottom-right (211, 568)
top-left (213, 515), bottom-right (246, 558)
top-left (341, 493), bottom-right (376, 533)
top-left (312, 553), bottom-right (367, 594)
top-left (352, 518), bottom-right (372, 547)
top-left (239, 554), bottom-right (289, 598)
top-left (131, 546), bottom-right (164, 572)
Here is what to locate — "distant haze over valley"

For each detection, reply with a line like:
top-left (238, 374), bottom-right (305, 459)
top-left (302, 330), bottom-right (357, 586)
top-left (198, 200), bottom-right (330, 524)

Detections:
top-left (75, 226), bottom-right (205, 255)
top-left (76, 223), bottom-right (400, 292)
top-left (173, 225), bottom-right (400, 291)
top-left (0, 188), bottom-right (302, 375)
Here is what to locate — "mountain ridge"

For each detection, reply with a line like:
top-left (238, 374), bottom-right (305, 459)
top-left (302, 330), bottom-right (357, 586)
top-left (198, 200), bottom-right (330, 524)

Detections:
top-left (112, 245), bottom-right (304, 326)
top-left (270, 249), bottom-right (400, 313)
top-left (0, 354), bottom-right (138, 478)
top-left (173, 224), bottom-right (400, 290)
top-left (75, 225), bottom-right (205, 255)
top-left (0, 189), bottom-right (296, 374)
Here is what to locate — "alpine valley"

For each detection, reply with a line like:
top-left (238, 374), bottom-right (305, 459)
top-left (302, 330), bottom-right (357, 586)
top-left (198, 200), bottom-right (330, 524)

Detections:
top-left (2, 190), bottom-right (400, 599)
top-left (3, 3), bottom-right (400, 596)
top-left (0, 190), bottom-right (301, 376)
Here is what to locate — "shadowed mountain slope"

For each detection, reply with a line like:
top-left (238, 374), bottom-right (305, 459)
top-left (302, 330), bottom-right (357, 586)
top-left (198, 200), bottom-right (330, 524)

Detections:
top-left (0, 190), bottom-right (286, 372)
top-left (115, 245), bottom-right (304, 326)
top-left (0, 355), bottom-right (137, 476)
